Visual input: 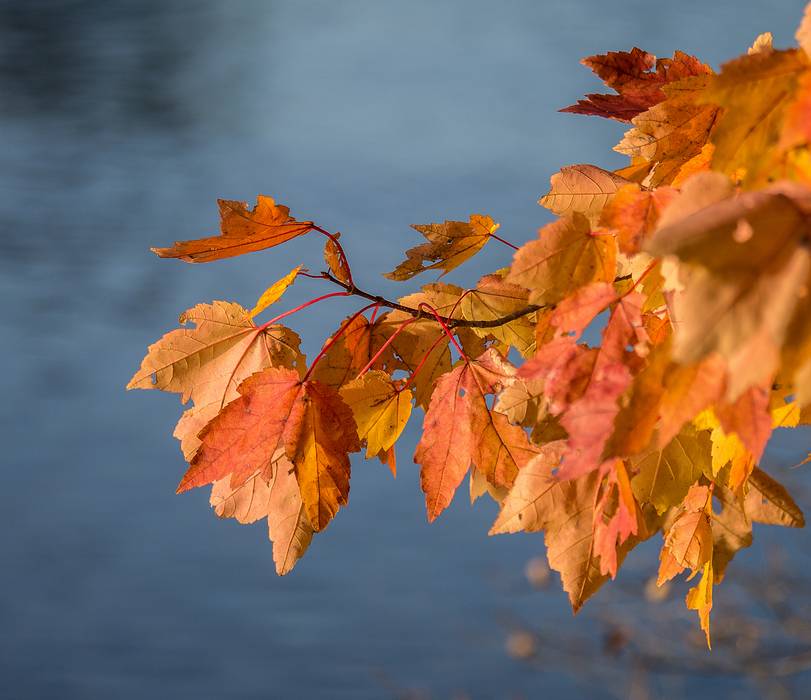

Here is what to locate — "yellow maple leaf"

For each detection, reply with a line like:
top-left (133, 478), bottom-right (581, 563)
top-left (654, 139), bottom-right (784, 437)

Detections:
top-left (686, 560), bottom-right (714, 648)
top-left (249, 265), bottom-right (302, 318)
top-left (339, 370), bottom-right (413, 461)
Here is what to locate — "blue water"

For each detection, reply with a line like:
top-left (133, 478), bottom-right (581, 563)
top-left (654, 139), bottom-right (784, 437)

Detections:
top-left (3, 1), bottom-right (810, 698)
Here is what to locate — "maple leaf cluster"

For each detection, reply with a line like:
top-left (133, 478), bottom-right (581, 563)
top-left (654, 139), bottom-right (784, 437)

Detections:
top-left (130, 5), bottom-right (811, 646)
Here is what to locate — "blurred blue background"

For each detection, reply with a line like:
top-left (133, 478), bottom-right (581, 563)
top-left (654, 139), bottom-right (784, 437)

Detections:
top-left (3, 1), bottom-right (811, 698)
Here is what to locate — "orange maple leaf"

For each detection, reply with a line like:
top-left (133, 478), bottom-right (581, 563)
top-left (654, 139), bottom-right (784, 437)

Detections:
top-left (416, 349), bottom-right (539, 521)
top-left (152, 196), bottom-right (313, 263)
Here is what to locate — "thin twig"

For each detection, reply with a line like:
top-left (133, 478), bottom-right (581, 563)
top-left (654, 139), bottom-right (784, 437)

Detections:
top-left (320, 271), bottom-right (543, 329)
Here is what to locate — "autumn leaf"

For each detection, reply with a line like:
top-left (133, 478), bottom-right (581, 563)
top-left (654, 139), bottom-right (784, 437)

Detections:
top-left (592, 460), bottom-right (639, 578)
top-left (631, 425), bottom-right (712, 514)
top-left (491, 450), bottom-right (625, 611)
top-left (506, 213), bottom-right (617, 306)
top-left (599, 183), bottom-right (678, 254)
top-left (127, 301), bottom-right (305, 460)
top-left (339, 370), bottom-right (412, 464)
top-left (605, 334), bottom-right (672, 457)
top-left (706, 466), bottom-right (803, 586)
top-left (416, 349), bottom-right (540, 521)
top-left (701, 48), bottom-right (808, 186)
top-left (686, 560), bottom-right (714, 648)
top-left (549, 282), bottom-right (616, 337)
top-left (210, 450), bottom-right (314, 575)
top-left (324, 233), bottom-right (351, 285)
top-left (385, 214), bottom-right (497, 280)
top-left (494, 375), bottom-right (546, 428)
top-left (469, 467), bottom-right (508, 505)
top-left (250, 266), bottom-right (302, 318)
top-left (615, 76), bottom-right (719, 187)
top-left (538, 165), bottom-right (631, 225)
top-left (555, 293), bottom-right (648, 480)
top-left (152, 196), bottom-right (313, 263)
top-left (658, 484), bottom-right (713, 585)
top-left (710, 483), bottom-right (754, 582)
top-left (647, 176), bottom-right (811, 389)
top-left (714, 385), bottom-right (772, 462)
top-left (657, 353), bottom-right (726, 448)
top-left (211, 468), bottom-right (272, 524)
top-left (746, 467), bottom-right (805, 528)
top-left (562, 48), bottom-right (711, 122)
top-left (310, 313), bottom-right (403, 390)
top-left (693, 409), bottom-right (752, 486)
top-left (178, 367), bottom-right (359, 532)
top-left (128, 301), bottom-right (303, 403)
top-left (459, 272), bottom-right (536, 356)
top-left (266, 457), bottom-right (316, 575)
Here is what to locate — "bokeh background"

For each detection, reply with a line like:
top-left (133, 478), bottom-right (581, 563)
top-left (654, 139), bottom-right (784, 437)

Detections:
top-left (3, 1), bottom-right (811, 698)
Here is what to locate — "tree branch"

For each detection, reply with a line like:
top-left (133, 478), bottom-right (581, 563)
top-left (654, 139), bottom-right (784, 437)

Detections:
top-left (319, 271), bottom-right (544, 329)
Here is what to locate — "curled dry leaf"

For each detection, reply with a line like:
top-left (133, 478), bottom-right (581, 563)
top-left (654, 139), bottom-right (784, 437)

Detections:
top-left (385, 214), bottom-right (497, 281)
top-left (324, 232), bottom-right (351, 285)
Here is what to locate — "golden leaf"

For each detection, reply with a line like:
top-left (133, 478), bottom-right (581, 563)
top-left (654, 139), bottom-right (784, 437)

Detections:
top-left (249, 265), bottom-right (302, 318)
top-left (339, 371), bottom-right (413, 460)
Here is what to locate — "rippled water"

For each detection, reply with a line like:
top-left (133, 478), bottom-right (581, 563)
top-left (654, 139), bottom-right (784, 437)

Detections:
top-left (3, 2), bottom-right (810, 698)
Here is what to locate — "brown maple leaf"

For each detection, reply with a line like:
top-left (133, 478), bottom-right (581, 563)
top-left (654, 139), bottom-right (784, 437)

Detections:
top-left (385, 215), bottom-right (497, 280)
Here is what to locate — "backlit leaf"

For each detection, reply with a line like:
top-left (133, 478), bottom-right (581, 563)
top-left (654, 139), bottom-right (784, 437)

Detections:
top-left (538, 165), bottom-right (631, 225)
top-left (249, 266), bottom-right (302, 318)
top-left (152, 196), bottom-right (312, 263)
top-left (507, 213), bottom-right (617, 306)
